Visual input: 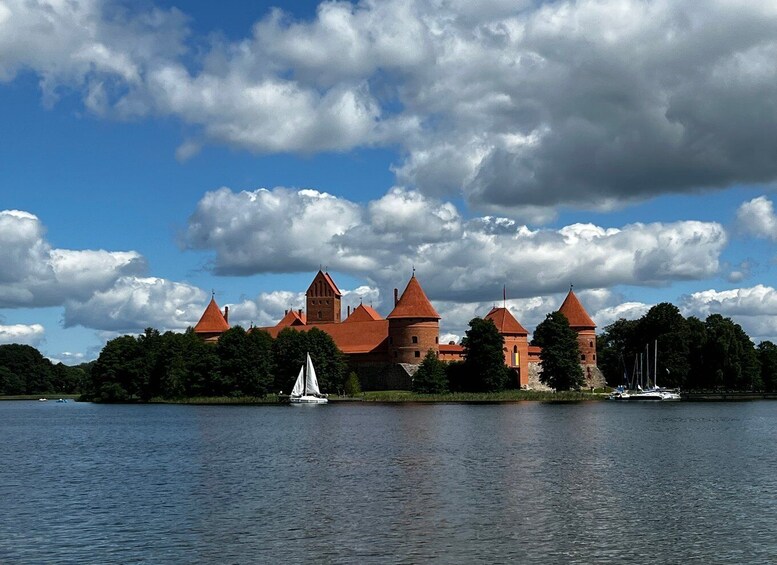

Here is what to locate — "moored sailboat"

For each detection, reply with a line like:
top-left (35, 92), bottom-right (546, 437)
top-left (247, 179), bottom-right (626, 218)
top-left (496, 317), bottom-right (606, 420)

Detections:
top-left (289, 353), bottom-right (328, 404)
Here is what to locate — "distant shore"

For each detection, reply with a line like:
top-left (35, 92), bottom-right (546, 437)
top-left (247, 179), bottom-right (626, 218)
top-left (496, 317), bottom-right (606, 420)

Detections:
top-left (6, 390), bottom-right (777, 404)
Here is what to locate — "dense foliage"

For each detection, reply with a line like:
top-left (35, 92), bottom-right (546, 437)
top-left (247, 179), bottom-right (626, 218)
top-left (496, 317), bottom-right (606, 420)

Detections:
top-left (459, 318), bottom-right (511, 392)
top-left (83, 326), bottom-right (347, 402)
top-left (0, 344), bottom-right (87, 395)
top-left (532, 311), bottom-right (584, 390)
top-left (597, 303), bottom-right (771, 391)
top-left (412, 349), bottom-right (449, 393)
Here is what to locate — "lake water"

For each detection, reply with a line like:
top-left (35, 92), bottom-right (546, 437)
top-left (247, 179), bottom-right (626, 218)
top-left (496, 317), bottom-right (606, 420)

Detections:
top-left (2, 400), bottom-right (777, 564)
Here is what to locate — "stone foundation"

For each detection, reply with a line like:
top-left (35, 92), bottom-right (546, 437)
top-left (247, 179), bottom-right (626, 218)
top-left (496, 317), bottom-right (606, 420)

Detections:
top-left (527, 362), bottom-right (606, 391)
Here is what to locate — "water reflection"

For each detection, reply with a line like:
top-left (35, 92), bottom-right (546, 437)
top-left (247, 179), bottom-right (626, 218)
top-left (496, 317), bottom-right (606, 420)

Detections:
top-left (1, 401), bottom-right (777, 563)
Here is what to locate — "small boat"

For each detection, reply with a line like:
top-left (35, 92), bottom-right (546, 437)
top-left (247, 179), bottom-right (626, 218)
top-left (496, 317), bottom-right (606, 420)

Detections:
top-left (289, 353), bottom-right (328, 405)
top-left (608, 341), bottom-right (681, 402)
top-left (38, 398), bottom-right (48, 402)
top-left (56, 398), bottom-right (68, 403)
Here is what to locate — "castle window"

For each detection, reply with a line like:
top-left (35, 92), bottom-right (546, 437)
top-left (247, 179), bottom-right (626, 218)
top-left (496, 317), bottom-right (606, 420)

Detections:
top-left (513, 345), bottom-right (518, 353)
top-left (435, 336), bottom-right (438, 344)
top-left (589, 340), bottom-right (593, 347)
top-left (414, 351), bottom-right (420, 358)
top-left (389, 336), bottom-right (393, 345)
top-left (412, 336), bottom-right (418, 344)
top-left (580, 354), bottom-right (586, 361)
top-left (318, 311), bottom-right (322, 319)
top-left (593, 354), bottom-right (596, 361)
top-left (326, 300), bottom-right (330, 305)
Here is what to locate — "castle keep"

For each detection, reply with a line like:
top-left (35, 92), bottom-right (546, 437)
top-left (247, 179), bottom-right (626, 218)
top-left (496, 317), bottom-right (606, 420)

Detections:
top-left (193, 270), bottom-right (602, 389)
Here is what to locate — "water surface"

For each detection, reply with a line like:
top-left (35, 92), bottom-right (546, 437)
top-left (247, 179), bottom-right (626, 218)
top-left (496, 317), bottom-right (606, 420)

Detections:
top-left (1, 400), bottom-right (776, 563)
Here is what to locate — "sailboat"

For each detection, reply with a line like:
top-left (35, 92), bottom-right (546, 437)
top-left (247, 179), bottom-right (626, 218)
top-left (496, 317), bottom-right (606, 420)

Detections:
top-left (289, 353), bottom-right (328, 404)
top-left (609, 341), bottom-right (681, 401)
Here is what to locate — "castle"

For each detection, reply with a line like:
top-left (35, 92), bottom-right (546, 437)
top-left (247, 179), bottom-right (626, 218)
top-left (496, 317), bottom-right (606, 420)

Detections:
top-left (193, 270), bottom-right (603, 390)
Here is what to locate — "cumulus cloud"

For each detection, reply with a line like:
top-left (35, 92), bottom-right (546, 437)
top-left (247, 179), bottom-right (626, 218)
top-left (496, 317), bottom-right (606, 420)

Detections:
top-left (6, 1), bottom-right (777, 213)
top-left (184, 186), bottom-right (728, 302)
top-left (682, 285), bottom-right (777, 342)
top-left (736, 196), bottom-right (777, 240)
top-left (63, 276), bottom-right (207, 332)
top-left (0, 323), bottom-right (45, 346)
top-left (0, 210), bottom-right (146, 308)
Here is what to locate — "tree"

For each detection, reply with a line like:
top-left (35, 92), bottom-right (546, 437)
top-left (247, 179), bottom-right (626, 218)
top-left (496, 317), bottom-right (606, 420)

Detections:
top-left (344, 372), bottom-right (362, 396)
top-left (90, 335), bottom-right (142, 401)
top-left (461, 318), bottom-right (510, 392)
top-left (0, 344), bottom-right (55, 394)
top-left (533, 311), bottom-right (584, 390)
top-left (597, 318), bottom-right (639, 387)
top-left (272, 328), bottom-right (347, 394)
top-left (217, 326), bottom-right (274, 397)
top-left (412, 350), bottom-right (448, 393)
top-left (703, 314), bottom-right (760, 390)
top-left (637, 303), bottom-right (690, 389)
top-left (758, 341), bottom-right (777, 392)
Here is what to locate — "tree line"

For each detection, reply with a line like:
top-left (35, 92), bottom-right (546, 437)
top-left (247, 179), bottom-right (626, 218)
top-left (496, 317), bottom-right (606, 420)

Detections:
top-left (597, 303), bottom-right (777, 391)
top-left (0, 344), bottom-right (89, 396)
top-left (82, 326), bottom-right (348, 402)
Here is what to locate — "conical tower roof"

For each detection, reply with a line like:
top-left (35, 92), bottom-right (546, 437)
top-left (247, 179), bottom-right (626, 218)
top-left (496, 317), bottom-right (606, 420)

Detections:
top-left (485, 307), bottom-right (528, 335)
top-left (387, 275), bottom-right (441, 319)
top-left (558, 288), bottom-right (596, 329)
top-left (194, 297), bottom-right (230, 333)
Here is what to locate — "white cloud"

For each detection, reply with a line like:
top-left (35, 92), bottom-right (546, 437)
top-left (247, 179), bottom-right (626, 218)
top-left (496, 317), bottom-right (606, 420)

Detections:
top-left (184, 186), bottom-right (727, 303)
top-left (682, 285), bottom-right (777, 342)
top-left (736, 196), bottom-right (777, 240)
top-left (0, 210), bottom-right (146, 308)
top-left (6, 1), bottom-right (777, 213)
top-left (63, 276), bottom-right (207, 332)
top-left (0, 323), bottom-right (45, 345)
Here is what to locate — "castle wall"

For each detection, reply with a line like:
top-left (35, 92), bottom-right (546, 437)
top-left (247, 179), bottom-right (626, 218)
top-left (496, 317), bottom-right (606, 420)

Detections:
top-left (388, 318), bottom-right (439, 364)
top-left (502, 335), bottom-right (530, 388)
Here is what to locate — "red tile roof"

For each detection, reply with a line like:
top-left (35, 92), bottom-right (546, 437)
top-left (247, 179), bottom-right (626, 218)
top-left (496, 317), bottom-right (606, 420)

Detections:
top-left (307, 270), bottom-right (342, 297)
top-left (344, 303), bottom-right (383, 322)
top-left (387, 276), bottom-right (441, 319)
top-left (558, 289), bottom-right (596, 329)
top-left (276, 309), bottom-right (307, 328)
top-left (262, 319), bottom-right (389, 354)
top-left (439, 343), bottom-right (464, 354)
top-left (194, 297), bottom-right (230, 333)
top-left (484, 307), bottom-right (528, 335)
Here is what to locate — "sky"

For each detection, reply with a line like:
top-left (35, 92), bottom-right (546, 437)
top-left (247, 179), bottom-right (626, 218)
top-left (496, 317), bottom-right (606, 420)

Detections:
top-left (1, 0), bottom-right (777, 364)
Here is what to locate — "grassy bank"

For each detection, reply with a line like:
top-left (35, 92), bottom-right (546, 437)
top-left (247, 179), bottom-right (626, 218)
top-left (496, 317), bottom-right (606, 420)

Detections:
top-left (358, 390), bottom-right (607, 403)
top-left (0, 394), bottom-right (80, 401)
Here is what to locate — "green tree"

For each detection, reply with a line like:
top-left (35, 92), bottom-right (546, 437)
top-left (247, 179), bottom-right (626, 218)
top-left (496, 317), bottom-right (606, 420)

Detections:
top-left (685, 316), bottom-right (707, 390)
top-left (637, 303), bottom-right (690, 389)
top-left (217, 326), bottom-right (274, 397)
top-left (344, 372), bottom-right (362, 396)
top-left (272, 328), bottom-right (347, 394)
top-left (90, 335), bottom-right (142, 401)
top-left (758, 341), bottom-right (777, 392)
top-left (412, 349), bottom-right (449, 393)
top-left (461, 318), bottom-right (510, 392)
top-left (703, 314), bottom-right (760, 390)
top-left (0, 344), bottom-right (55, 394)
top-left (597, 318), bottom-right (639, 387)
top-left (533, 311), bottom-right (584, 390)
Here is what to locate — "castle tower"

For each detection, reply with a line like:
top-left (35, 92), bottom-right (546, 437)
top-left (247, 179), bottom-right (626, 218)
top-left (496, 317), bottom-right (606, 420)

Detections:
top-left (194, 296), bottom-right (230, 343)
top-left (306, 270), bottom-right (342, 324)
top-left (558, 287), bottom-right (597, 367)
top-left (485, 306), bottom-right (530, 388)
top-left (387, 275), bottom-right (440, 364)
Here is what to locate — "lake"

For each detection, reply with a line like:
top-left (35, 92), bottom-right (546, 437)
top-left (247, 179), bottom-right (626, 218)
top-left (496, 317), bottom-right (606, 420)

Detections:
top-left (1, 400), bottom-right (776, 564)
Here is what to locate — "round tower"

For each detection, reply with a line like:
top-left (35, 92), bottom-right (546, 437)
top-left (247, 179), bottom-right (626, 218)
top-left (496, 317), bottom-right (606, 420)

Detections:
top-left (387, 275), bottom-right (440, 364)
top-left (558, 287), bottom-right (597, 364)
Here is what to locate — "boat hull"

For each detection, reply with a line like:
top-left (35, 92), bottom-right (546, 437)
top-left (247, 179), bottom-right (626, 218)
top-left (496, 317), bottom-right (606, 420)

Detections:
top-left (290, 395), bottom-right (328, 405)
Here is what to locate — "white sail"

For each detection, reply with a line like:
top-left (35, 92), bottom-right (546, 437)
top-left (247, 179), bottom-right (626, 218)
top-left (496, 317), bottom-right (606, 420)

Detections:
top-left (305, 353), bottom-right (321, 396)
top-left (291, 365), bottom-right (305, 397)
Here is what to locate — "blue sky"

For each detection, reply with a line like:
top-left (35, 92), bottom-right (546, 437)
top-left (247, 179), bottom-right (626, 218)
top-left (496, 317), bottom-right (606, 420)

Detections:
top-left (1, 0), bottom-right (777, 364)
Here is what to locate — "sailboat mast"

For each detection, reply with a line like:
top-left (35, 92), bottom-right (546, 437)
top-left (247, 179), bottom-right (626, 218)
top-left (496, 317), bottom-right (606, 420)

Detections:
top-left (654, 339), bottom-right (658, 389)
